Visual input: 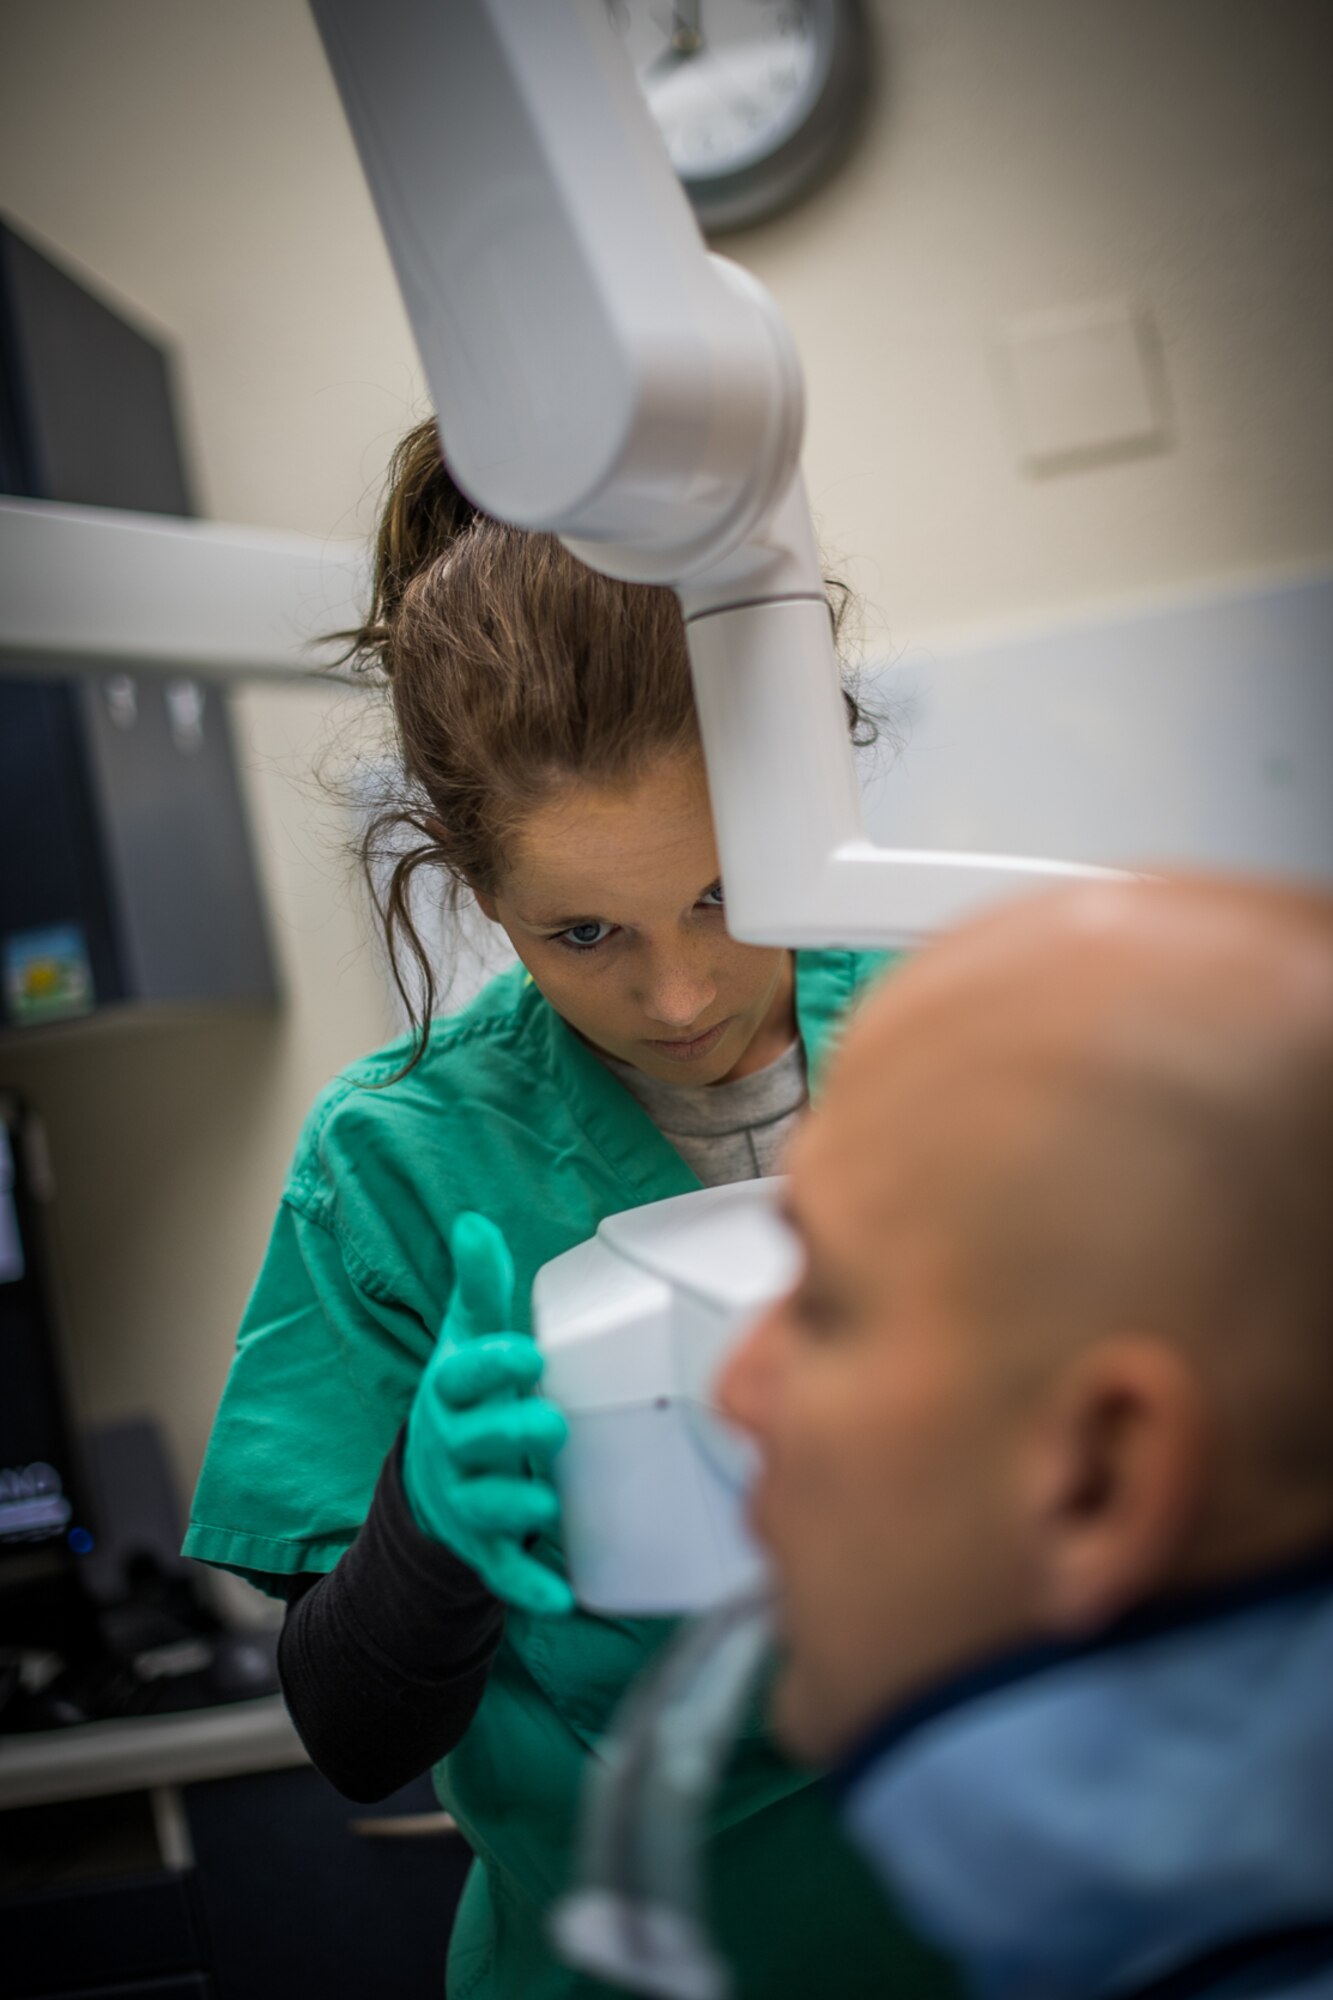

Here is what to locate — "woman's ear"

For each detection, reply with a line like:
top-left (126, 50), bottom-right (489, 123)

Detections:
top-left (1020, 1337), bottom-right (1208, 1637)
top-left (473, 887), bottom-right (499, 923)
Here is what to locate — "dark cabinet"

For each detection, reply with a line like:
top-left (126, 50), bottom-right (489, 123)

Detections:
top-left (0, 217), bottom-right (276, 1035)
top-left (0, 1765), bottom-right (470, 2000)
top-left (186, 1766), bottom-right (469, 2000)
top-left (4, 1868), bottom-right (212, 1997)
top-left (0, 674), bottom-right (276, 1029)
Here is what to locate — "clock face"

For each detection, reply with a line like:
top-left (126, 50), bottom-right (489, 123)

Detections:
top-left (614, 0), bottom-right (871, 232)
top-left (619, 1), bottom-right (825, 181)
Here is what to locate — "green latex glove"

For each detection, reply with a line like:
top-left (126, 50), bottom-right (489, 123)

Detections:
top-left (404, 1212), bottom-right (574, 1617)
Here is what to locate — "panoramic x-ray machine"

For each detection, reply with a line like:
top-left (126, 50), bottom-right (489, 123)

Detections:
top-left (310, 0), bottom-right (1111, 1624)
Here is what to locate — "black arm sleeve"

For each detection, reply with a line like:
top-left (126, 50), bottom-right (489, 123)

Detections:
top-left (276, 1429), bottom-right (505, 1803)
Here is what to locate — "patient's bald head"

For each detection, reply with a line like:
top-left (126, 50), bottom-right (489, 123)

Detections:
top-left (719, 876), bottom-right (1333, 1759)
top-left (862, 875), bottom-right (1333, 1497)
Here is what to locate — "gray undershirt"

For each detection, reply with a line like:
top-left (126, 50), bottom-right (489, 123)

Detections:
top-left (601, 1037), bottom-right (808, 1187)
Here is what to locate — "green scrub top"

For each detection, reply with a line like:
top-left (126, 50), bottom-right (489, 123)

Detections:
top-left (185, 950), bottom-right (958, 2000)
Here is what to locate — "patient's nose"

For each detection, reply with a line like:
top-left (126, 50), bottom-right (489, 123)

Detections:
top-left (715, 1305), bottom-right (781, 1438)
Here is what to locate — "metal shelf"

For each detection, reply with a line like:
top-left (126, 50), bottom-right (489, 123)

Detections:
top-left (0, 1694), bottom-right (308, 1810)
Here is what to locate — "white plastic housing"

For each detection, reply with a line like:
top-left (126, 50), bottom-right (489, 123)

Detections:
top-left (683, 586), bottom-right (1117, 948)
top-left (533, 1182), bottom-right (799, 1615)
top-left (308, 0), bottom-right (804, 583)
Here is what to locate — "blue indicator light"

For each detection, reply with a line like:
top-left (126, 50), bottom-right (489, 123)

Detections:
top-left (68, 1526), bottom-right (95, 1555)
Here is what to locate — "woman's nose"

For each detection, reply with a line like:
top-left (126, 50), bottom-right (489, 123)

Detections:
top-left (639, 946), bottom-right (716, 1028)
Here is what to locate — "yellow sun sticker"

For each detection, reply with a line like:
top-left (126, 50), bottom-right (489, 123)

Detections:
top-left (3, 925), bottom-right (95, 1027)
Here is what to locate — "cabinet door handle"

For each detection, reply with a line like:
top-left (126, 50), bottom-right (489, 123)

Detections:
top-left (348, 1811), bottom-right (461, 1839)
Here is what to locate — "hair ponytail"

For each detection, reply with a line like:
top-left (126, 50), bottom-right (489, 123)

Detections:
top-left (345, 420), bottom-right (482, 680)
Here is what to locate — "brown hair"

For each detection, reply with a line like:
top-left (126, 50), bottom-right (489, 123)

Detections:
top-left (344, 419), bottom-right (869, 1065)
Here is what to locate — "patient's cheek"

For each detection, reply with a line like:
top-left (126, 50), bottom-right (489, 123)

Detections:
top-left (769, 1656), bottom-right (825, 1762)
top-left (769, 1599), bottom-right (870, 1764)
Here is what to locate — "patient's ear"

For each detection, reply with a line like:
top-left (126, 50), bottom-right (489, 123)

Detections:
top-left (1021, 1337), bottom-right (1207, 1636)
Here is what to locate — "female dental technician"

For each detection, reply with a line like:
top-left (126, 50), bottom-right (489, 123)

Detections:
top-left (184, 423), bottom-right (956, 2000)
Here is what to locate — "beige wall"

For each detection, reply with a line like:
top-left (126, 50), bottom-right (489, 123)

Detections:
top-left (1, 0), bottom-right (1330, 1507)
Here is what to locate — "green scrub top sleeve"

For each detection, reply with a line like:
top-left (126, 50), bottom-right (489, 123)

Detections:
top-left (183, 1194), bottom-right (437, 1594)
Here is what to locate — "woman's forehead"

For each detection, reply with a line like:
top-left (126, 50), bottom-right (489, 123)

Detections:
top-left (502, 756), bottom-right (717, 919)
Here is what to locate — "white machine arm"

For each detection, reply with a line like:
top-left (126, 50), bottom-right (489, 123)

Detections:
top-left (308, 0), bottom-right (803, 581)
top-left (309, 0), bottom-right (1114, 948)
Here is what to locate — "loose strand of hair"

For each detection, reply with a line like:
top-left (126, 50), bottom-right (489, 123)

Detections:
top-left (358, 816), bottom-right (450, 1082)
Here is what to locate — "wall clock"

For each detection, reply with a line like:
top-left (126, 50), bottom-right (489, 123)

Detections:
top-left (615, 0), bottom-right (874, 234)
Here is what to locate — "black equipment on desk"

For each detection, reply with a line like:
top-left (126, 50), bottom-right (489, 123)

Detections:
top-left (0, 1093), bottom-right (278, 1728)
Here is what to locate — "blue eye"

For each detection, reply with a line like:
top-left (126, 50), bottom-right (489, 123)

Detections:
top-left (556, 920), bottom-right (617, 952)
top-left (700, 883), bottom-right (725, 907)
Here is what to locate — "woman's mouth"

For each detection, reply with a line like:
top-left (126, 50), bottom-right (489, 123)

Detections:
top-left (644, 1018), bottom-right (732, 1062)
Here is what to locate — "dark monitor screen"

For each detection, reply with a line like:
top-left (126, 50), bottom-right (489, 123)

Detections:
top-left (0, 1098), bottom-right (90, 1564)
top-left (0, 217), bottom-right (193, 516)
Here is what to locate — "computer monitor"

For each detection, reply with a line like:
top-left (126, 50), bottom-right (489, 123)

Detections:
top-left (0, 1092), bottom-right (93, 1644)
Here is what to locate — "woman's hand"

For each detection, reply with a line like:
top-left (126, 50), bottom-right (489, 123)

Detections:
top-left (404, 1212), bottom-right (574, 1616)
